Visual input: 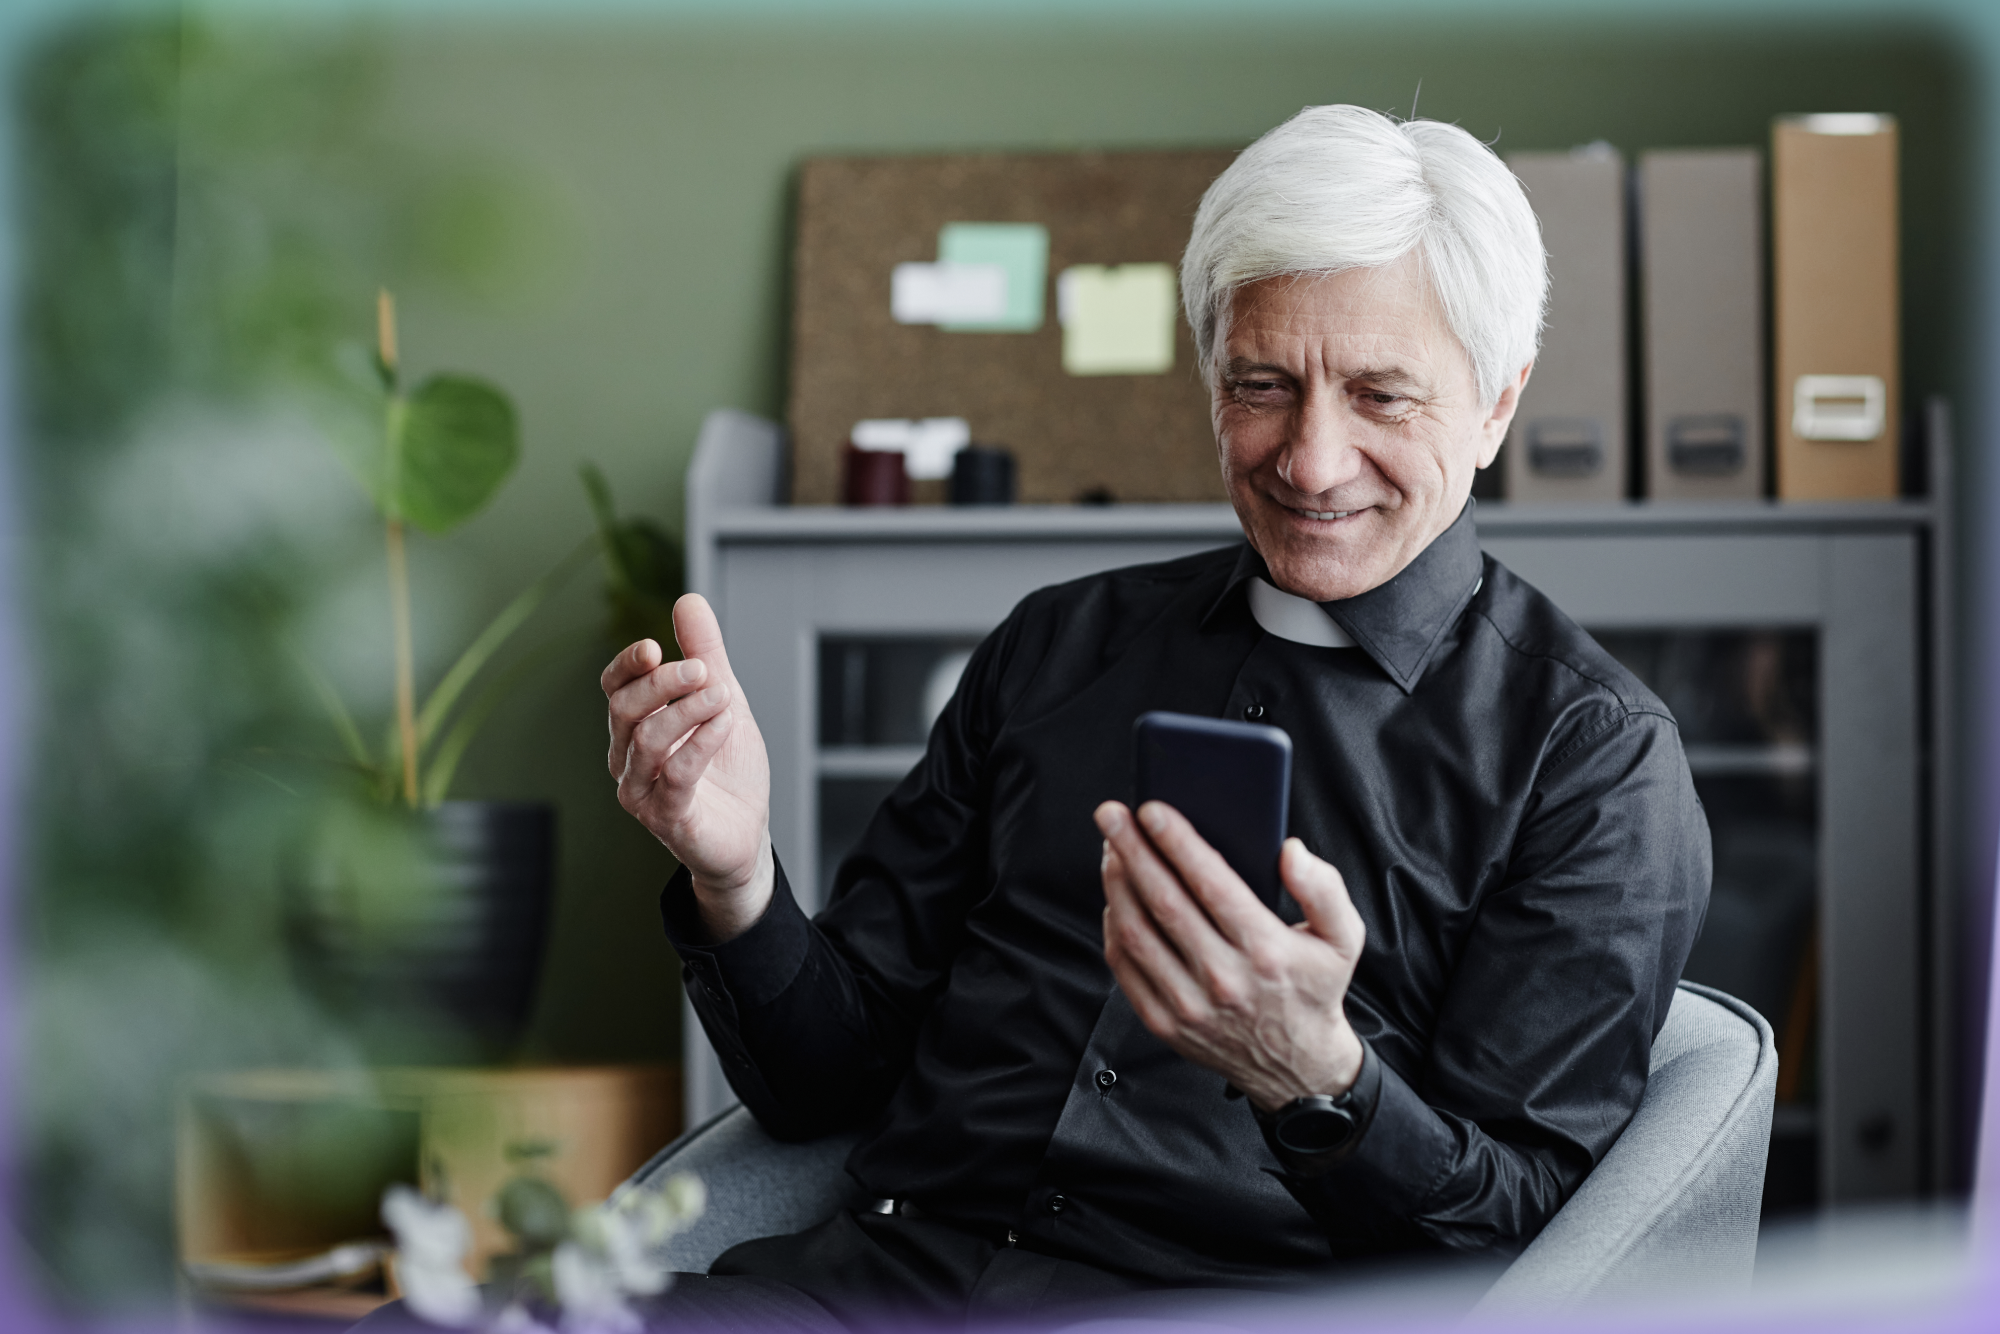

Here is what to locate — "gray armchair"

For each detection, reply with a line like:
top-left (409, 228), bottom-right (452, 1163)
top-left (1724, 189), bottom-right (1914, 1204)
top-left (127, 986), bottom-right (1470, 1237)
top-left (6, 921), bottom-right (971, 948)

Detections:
top-left (623, 981), bottom-right (1777, 1314)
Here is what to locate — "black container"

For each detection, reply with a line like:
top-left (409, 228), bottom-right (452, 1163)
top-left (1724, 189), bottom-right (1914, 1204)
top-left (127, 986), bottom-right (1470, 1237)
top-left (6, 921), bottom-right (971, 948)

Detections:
top-left (949, 445), bottom-right (1017, 505)
top-left (283, 801), bottom-right (555, 1064)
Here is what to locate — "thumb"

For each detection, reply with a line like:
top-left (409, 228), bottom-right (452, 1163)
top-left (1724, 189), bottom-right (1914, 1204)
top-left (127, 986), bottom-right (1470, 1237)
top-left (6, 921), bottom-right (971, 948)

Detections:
top-left (673, 593), bottom-right (741, 690)
top-left (1282, 839), bottom-right (1365, 959)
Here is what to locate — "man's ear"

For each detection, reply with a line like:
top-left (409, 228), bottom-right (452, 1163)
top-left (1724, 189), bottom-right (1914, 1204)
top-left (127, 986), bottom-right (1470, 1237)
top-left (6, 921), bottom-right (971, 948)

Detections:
top-left (1475, 362), bottom-right (1534, 470)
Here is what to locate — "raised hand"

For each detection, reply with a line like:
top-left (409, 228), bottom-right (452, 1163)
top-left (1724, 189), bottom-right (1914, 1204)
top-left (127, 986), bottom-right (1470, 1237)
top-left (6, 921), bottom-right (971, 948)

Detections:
top-left (602, 594), bottom-right (773, 941)
top-left (1095, 800), bottom-right (1367, 1110)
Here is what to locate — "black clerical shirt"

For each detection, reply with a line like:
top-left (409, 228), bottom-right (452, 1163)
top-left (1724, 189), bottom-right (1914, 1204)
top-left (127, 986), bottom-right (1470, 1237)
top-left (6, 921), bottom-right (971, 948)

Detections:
top-left (661, 504), bottom-right (1710, 1288)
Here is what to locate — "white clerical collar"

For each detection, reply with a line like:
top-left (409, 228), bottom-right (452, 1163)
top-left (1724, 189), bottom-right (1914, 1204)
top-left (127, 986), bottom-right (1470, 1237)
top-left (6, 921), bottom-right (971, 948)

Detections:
top-left (1249, 577), bottom-right (1357, 648)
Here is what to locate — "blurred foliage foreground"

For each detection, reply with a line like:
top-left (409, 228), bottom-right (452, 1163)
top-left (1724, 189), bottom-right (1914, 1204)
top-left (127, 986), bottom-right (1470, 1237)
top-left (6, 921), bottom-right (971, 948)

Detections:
top-left (12, 16), bottom-right (677, 1309)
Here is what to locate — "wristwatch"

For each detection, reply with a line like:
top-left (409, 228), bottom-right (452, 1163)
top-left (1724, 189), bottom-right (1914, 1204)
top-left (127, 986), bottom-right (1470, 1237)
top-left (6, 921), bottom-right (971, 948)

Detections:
top-left (1251, 1044), bottom-right (1378, 1177)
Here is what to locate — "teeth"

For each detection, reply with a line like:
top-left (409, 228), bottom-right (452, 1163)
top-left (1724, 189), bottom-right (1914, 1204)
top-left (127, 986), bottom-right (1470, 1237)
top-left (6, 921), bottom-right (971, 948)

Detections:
top-left (1301, 509), bottom-right (1355, 521)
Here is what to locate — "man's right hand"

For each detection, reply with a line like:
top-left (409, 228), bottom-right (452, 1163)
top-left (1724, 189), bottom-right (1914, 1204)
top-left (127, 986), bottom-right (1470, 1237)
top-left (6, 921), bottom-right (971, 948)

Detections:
top-left (602, 593), bottom-right (774, 943)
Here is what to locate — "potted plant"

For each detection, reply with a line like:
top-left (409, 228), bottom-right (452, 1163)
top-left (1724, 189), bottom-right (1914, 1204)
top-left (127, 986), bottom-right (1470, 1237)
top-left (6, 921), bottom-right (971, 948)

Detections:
top-left (283, 291), bottom-right (588, 1064)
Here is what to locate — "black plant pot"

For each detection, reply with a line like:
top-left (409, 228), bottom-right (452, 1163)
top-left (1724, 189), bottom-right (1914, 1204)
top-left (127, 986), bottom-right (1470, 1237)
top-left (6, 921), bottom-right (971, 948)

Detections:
top-left (283, 800), bottom-right (556, 1065)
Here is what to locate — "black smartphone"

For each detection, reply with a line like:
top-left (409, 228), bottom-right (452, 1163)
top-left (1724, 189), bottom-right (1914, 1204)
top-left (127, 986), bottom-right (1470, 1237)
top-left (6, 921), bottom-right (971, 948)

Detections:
top-left (1132, 711), bottom-right (1293, 911)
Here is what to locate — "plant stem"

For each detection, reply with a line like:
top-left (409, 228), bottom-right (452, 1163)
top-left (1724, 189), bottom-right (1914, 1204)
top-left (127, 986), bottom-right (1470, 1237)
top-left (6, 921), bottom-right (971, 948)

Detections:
top-left (379, 287), bottom-right (419, 808)
top-left (377, 288), bottom-right (400, 379)
top-left (387, 518), bottom-right (420, 807)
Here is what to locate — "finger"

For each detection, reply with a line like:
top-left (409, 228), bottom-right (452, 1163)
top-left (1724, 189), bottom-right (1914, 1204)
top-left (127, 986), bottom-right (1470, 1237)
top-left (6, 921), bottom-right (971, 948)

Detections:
top-left (673, 594), bottom-right (744, 694)
top-left (1133, 800), bottom-right (1280, 948)
top-left (1102, 841), bottom-right (1209, 1020)
top-left (1106, 915), bottom-right (1181, 1041)
top-left (601, 638), bottom-right (664, 697)
top-left (1095, 802), bottom-right (1234, 979)
top-left (617, 703), bottom-right (735, 822)
top-left (1281, 839), bottom-right (1366, 957)
top-left (657, 704), bottom-right (736, 797)
top-left (620, 683), bottom-right (733, 788)
top-left (608, 656), bottom-right (707, 730)
top-left (606, 658), bottom-right (710, 777)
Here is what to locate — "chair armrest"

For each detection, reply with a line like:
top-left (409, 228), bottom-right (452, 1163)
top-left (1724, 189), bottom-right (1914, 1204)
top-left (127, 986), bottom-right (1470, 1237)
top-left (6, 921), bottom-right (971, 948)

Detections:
top-left (619, 1104), bottom-right (870, 1274)
top-left (1477, 983), bottom-right (1779, 1313)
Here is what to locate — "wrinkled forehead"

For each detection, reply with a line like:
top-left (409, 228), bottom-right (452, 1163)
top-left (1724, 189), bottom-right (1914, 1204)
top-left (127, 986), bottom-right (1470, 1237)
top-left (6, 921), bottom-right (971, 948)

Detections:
top-left (1220, 260), bottom-right (1474, 385)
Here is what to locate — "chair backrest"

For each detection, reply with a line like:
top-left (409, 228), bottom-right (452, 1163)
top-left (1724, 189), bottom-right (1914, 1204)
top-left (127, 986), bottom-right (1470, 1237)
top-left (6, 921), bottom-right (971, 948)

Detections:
top-left (627, 981), bottom-right (1777, 1303)
top-left (1475, 981), bottom-right (1779, 1313)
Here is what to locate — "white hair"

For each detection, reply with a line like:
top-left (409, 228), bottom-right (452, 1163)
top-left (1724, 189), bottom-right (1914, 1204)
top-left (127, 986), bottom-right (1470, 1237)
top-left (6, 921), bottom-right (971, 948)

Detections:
top-left (1181, 105), bottom-right (1547, 405)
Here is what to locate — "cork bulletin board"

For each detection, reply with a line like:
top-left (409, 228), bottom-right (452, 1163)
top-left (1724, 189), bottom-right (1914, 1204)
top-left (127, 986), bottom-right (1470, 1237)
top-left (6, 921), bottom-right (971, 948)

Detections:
top-left (786, 150), bottom-right (1241, 506)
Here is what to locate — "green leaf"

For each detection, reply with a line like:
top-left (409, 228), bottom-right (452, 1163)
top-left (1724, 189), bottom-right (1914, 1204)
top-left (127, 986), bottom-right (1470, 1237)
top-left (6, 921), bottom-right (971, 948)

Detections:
top-left (291, 644), bottom-right (374, 770)
top-left (376, 718), bottom-right (405, 804)
top-left (392, 374), bottom-right (519, 534)
top-left (413, 538), bottom-right (592, 755)
top-left (305, 347), bottom-right (398, 519)
top-left (579, 461), bottom-right (616, 531)
top-left (420, 640), bottom-right (564, 808)
top-left (610, 516), bottom-right (682, 600)
top-left (579, 462), bottom-right (683, 649)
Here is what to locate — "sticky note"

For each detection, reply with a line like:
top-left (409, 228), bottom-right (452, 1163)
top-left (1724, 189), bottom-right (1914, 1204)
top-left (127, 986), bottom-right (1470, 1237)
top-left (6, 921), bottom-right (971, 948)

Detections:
top-left (1057, 264), bottom-right (1177, 375)
top-left (891, 262), bottom-right (1008, 325)
top-left (936, 223), bottom-right (1048, 332)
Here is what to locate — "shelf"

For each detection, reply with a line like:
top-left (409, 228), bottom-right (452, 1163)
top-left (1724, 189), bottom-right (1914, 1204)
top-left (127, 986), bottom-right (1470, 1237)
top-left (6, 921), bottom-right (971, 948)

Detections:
top-left (1683, 743), bottom-right (1817, 777)
top-left (819, 746), bottom-right (927, 779)
top-left (709, 498), bottom-right (1936, 546)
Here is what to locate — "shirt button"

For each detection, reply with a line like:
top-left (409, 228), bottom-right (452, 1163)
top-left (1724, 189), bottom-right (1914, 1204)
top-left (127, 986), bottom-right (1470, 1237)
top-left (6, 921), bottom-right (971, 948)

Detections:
top-left (1094, 1069), bottom-right (1118, 1090)
top-left (1006, 1229), bottom-right (1019, 1246)
top-left (1243, 703), bottom-right (1266, 720)
top-left (1046, 1194), bottom-right (1069, 1216)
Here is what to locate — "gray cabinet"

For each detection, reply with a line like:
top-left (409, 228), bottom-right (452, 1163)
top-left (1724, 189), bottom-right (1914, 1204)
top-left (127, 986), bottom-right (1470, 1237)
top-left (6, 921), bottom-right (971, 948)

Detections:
top-left (681, 409), bottom-right (1945, 1211)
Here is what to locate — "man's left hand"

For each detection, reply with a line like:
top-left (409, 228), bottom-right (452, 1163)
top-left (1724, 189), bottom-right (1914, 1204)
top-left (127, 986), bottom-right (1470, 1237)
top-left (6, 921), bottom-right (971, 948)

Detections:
top-left (1095, 800), bottom-right (1367, 1111)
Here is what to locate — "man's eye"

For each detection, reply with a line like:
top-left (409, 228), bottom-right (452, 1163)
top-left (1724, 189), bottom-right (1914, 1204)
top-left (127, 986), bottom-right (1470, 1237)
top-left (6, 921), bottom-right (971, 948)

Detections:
top-left (1363, 392), bottom-right (1405, 406)
top-left (1233, 379), bottom-right (1286, 396)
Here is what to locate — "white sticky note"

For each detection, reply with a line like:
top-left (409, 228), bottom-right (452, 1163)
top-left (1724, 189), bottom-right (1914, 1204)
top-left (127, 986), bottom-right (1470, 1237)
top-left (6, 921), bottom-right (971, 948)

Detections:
top-left (1057, 264), bottom-right (1177, 375)
top-left (849, 417), bottom-right (969, 479)
top-left (892, 262), bottom-right (1008, 325)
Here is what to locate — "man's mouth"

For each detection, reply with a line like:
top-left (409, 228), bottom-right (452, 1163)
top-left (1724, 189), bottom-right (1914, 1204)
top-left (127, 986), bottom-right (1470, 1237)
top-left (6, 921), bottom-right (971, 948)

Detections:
top-left (1289, 506), bottom-right (1367, 522)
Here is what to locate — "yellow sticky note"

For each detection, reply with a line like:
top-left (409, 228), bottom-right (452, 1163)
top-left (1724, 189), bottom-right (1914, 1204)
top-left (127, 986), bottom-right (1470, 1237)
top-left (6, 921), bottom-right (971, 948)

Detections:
top-left (1058, 264), bottom-right (1177, 376)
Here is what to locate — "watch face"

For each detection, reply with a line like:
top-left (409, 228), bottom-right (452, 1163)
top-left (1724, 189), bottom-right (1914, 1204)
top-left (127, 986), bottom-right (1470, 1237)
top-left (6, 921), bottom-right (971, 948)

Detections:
top-left (1275, 1101), bottom-right (1357, 1156)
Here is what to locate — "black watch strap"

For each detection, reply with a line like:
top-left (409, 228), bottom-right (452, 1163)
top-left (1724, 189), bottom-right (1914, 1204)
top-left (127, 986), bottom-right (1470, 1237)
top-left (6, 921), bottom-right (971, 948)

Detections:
top-left (1252, 1041), bottom-right (1380, 1178)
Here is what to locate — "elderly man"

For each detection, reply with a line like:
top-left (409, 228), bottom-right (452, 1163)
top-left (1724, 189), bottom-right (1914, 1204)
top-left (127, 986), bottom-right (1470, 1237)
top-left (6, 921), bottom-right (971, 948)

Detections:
top-left (605, 105), bottom-right (1707, 1328)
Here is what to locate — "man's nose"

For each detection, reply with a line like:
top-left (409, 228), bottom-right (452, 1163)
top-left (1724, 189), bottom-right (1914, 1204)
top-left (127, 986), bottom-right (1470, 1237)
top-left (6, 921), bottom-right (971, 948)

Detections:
top-left (1277, 394), bottom-right (1363, 497)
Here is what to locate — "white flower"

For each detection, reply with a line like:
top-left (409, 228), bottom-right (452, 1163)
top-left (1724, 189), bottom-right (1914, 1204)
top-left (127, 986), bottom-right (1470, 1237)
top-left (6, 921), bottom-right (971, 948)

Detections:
top-left (602, 1172), bottom-right (706, 1248)
top-left (381, 1184), bottom-right (482, 1329)
top-left (552, 1241), bottom-right (641, 1334)
top-left (656, 1173), bottom-right (707, 1233)
top-left (592, 1201), bottom-right (672, 1297)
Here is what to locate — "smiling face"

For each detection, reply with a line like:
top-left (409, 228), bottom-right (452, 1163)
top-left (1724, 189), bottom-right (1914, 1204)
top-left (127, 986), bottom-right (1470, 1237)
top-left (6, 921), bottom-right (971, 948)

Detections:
top-left (1211, 256), bottom-right (1530, 602)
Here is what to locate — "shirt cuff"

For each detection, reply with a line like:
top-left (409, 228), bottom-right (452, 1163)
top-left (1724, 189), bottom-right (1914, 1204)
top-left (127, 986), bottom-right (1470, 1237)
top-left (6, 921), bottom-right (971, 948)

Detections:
top-left (658, 854), bottom-right (813, 1011)
top-left (1291, 1039), bottom-right (1458, 1213)
top-left (1256, 1037), bottom-right (1384, 1178)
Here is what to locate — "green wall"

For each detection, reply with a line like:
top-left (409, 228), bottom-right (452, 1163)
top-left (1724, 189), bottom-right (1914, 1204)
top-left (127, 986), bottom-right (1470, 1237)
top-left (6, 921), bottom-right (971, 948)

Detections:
top-left (366, 11), bottom-right (1975, 1062)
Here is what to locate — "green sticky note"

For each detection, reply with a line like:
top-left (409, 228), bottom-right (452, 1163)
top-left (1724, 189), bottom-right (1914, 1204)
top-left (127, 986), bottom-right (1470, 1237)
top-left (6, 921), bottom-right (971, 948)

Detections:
top-left (1058, 263), bottom-right (1178, 375)
top-left (936, 222), bottom-right (1047, 332)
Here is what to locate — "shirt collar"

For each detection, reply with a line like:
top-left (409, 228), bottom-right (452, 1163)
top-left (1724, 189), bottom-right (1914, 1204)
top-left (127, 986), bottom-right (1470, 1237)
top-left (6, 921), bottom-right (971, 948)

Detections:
top-left (1202, 502), bottom-right (1485, 694)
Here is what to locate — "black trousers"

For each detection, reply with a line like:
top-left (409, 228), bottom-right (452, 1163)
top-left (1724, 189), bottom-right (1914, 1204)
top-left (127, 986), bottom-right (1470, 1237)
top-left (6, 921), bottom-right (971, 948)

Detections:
top-left (354, 1208), bottom-right (1160, 1333)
